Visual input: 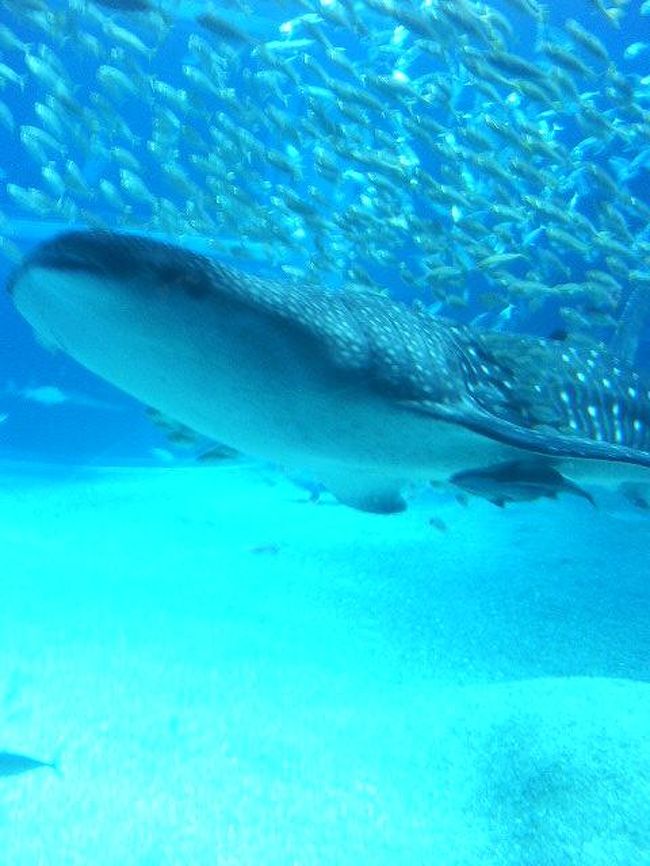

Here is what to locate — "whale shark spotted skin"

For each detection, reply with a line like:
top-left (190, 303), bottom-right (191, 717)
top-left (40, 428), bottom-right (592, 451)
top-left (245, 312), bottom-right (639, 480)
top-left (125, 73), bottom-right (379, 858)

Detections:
top-left (7, 230), bottom-right (650, 512)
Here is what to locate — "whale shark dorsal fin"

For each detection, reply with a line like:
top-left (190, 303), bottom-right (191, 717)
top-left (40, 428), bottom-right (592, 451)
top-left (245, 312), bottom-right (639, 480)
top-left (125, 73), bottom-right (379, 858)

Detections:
top-left (319, 470), bottom-right (406, 514)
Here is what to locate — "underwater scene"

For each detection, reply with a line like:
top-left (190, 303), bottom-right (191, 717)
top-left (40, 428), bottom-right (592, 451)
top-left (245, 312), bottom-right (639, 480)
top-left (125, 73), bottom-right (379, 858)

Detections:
top-left (1, 0), bottom-right (650, 863)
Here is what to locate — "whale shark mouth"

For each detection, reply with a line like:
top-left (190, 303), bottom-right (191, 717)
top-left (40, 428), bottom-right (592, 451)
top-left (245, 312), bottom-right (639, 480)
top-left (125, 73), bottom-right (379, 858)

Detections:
top-left (7, 230), bottom-right (650, 512)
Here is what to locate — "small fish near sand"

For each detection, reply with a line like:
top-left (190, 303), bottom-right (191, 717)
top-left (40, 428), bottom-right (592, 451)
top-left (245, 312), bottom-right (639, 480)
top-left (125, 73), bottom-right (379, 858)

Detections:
top-left (0, 750), bottom-right (59, 778)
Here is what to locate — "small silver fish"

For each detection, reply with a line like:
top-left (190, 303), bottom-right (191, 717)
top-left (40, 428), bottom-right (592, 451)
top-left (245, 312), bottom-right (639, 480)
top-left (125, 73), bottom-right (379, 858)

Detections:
top-left (92, 0), bottom-right (152, 10)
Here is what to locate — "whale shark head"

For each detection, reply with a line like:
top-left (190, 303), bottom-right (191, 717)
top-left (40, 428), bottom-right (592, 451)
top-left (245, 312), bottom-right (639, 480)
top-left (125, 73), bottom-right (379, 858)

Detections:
top-left (8, 230), bottom-right (216, 317)
top-left (8, 230), bottom-right (650, 512)
top-left (10, 230), bottom-right (441, 511)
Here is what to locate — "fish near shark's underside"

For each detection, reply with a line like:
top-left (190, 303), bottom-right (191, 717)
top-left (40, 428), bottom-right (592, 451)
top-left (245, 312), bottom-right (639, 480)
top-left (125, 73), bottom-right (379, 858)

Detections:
top-left (7, 230), bottom-right (650, 512)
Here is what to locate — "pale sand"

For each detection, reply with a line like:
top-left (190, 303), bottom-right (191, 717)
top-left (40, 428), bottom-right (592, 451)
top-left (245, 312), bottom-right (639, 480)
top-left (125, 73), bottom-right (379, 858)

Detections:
top-left (0, 463), bottom-right (649, 865)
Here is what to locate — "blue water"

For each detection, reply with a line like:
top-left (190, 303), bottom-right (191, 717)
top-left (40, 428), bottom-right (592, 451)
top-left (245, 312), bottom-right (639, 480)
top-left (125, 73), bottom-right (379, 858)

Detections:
top-left (1, 1), bottom-right (650, 864)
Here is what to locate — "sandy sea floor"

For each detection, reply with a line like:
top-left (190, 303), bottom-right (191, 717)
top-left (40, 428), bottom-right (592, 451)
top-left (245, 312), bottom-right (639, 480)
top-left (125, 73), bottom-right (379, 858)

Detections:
top-left (0, 462), bottom-right (649, 865)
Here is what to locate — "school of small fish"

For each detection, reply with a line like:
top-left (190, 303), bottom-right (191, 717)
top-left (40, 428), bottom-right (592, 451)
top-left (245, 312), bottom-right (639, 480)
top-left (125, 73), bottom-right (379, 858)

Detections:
top-left (0, 0), bottom-right (649, 345)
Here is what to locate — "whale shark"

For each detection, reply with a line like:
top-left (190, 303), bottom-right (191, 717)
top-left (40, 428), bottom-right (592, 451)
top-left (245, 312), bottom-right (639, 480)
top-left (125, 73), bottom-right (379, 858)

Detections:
top-left (7, 230), bottom-right (650, 512)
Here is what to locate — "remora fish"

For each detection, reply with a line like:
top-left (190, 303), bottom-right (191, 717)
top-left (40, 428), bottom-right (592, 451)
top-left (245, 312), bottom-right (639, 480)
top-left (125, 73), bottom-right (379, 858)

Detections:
top-left (450, 459), bottom-right (596, 507)
top-left (7, 231), bottom-right (650, 513)
top-left (0, 750), bottom-right (58, 777)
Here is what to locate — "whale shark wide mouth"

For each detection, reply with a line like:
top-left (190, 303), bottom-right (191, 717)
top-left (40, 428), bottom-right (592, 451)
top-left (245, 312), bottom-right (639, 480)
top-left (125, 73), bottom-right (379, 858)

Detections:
top-left (6, 231), bottom-right (121, 296)
top-left (7, 230), bottom-right (215, 302)
top-left (9, 231), bottom-right (146, 285)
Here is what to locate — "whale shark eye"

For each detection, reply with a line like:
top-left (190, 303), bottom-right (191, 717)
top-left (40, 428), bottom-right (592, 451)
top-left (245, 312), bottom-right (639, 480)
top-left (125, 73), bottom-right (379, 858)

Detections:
top-left (155, 263), bottom-right (210, 298)
top-left (157, 263), bottom-right (186, 284)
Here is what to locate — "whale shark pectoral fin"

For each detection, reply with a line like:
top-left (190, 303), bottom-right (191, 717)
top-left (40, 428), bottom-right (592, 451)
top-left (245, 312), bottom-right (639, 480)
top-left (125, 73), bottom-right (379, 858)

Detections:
top-left (320, 469), bottom-right (407, 514)
top-left (561, 477), bottom-right (597, 507)
top-left (400, 399), bottom-right (650, 468)
top-left (399, 397), bottom-right (560, 453)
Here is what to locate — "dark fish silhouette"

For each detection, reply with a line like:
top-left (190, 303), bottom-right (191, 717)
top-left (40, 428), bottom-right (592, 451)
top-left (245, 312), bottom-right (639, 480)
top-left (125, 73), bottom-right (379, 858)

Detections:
top-left (0, 751), bottom-right (58, 777)
top-left (450, 459), bottom-right (596, 508)
top-left (7, 230), bottom-right (650, 513)
top-left (92, 0), bottom-right (152, 11)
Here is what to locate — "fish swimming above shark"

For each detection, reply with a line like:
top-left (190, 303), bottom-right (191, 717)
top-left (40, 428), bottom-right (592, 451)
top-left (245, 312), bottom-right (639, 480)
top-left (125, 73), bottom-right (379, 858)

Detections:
top-left (7, 230), bottom-right (650, 513)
